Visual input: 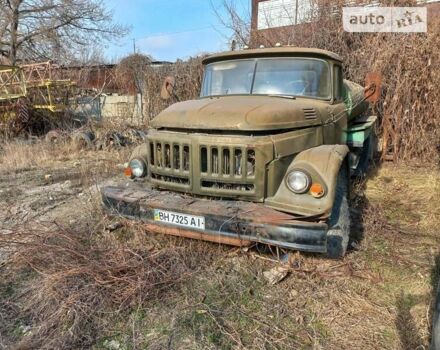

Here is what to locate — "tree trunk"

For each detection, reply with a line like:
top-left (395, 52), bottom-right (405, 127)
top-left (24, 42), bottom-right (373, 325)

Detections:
top-left (9, 1), bottom-right (22, 65)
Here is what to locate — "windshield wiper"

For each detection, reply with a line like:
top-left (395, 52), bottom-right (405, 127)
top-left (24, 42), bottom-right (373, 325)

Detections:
top-left (267, 94), bottom-right (296, 99)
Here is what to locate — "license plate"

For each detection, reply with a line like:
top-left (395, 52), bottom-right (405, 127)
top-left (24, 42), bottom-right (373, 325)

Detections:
top-left (154, 209), bottom-right (205, 230)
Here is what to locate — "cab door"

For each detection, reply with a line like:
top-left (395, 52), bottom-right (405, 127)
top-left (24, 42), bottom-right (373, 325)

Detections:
top-left (323, 64), bottom-right (348, 145)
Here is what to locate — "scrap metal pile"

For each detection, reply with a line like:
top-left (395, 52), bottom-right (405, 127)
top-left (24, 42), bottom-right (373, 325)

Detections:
top-left (0, 61), bottom-right (76, 137)
top-left (45, 127), bottom-right (146, 150)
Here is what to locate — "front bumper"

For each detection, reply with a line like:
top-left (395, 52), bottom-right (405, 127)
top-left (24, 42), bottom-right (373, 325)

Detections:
top-left (101, 182), bottom-right (329, 253)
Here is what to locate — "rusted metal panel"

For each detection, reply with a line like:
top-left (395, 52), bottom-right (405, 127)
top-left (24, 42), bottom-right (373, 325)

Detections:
top-left (101, 183), bottom-right (328, 253)
top-left (142, 223), bottom-right (252, 247)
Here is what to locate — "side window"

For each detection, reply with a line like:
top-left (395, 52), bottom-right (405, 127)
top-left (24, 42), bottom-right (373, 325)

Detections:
top-left (333, 65), bottom-right (343, 101)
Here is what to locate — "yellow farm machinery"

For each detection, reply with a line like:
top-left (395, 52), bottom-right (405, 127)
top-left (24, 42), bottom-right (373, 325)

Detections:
top-left (0, 61), bottom-right (76, 136)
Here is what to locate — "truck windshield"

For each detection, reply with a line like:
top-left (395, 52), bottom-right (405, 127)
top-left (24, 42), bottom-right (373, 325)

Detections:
top-left (201, 58), bottom-right (330, 99)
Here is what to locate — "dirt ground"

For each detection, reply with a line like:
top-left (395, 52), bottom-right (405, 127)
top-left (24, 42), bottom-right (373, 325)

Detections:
top-left (0, 140), bottom-right (439, 350)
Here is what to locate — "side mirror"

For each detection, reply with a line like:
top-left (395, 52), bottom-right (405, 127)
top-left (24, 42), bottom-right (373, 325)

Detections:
top-left (364, 72), bottom-right (382, 104)
top-left (160, 76), bottom-right (176, 100)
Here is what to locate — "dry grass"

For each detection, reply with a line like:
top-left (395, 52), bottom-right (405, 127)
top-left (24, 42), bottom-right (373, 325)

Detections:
top-left (1, 146), bottom-right (439, 349)
top-left (0, 215), bottom-right (234, 349)
top-left (0, 222), bottom-right (197, 349)
top-left (365, 165), bottom-right (440, 236)
top-left (0, 140), bottom-right (80, 172)
top-left (0, 123), bottom-right (134, 175)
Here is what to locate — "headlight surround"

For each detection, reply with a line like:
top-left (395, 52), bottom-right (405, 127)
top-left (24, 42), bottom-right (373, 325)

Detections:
top-left (285, 170), bottom-right (311, 194)
top-left (129, 158), bottom-right (146, 178)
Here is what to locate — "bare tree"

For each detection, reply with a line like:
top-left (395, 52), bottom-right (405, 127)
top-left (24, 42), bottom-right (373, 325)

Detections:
top-left (212, 0), bottom-right (251, 48)
top-left (0, 0), bottom-right (128, 65)
top-left (70, 44), bottom-right (107, 66)
top-left (117, 53), bottom-right (153, 122)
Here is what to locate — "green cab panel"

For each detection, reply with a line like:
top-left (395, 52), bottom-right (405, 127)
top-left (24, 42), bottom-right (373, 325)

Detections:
top-left (343, 115), bottom-right (377, 147)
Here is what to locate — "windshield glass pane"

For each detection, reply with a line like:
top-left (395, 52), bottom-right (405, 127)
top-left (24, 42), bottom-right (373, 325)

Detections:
top-left (253, 59), bottom-right (330, 98)
top-left (201, 58), bottom-right (330, 99)
top-left (201, 60), bottom-right (255, 96)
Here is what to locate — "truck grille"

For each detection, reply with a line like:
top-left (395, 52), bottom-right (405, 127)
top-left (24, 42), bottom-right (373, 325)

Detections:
top-left (199, 146), bottom-right (256, 193)
top-left (146, 133), bottom-right (260, 197)
top-left (148, 141), bottom-right (191, 187)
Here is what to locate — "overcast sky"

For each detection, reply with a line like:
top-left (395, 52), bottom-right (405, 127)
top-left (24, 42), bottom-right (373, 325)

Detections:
top-left (105, 0), bottom-right (250, 62)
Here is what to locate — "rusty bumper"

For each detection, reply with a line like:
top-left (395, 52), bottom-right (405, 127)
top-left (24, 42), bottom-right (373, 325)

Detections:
top-left (101, 183), bottom-right (328, 253)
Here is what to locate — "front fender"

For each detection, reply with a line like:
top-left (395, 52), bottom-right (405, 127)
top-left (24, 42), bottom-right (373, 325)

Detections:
top-left (264, 145), bottom-right (349, 217)
top-left (129, 144), bottom-right (149, 164)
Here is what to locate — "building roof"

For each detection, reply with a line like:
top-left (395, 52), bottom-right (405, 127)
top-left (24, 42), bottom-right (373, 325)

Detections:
top-left (202, 47), bottom-right (343, 64)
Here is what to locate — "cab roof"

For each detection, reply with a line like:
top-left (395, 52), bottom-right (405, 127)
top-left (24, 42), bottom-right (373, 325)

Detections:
top-left (202, 47), bottom-right (343, 65)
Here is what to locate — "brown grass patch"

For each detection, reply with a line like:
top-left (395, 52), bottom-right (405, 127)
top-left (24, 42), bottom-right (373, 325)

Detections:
top-left (0, 222), bottom-right (194, 349)
top-left (0, 140), bottom-right (80, 173)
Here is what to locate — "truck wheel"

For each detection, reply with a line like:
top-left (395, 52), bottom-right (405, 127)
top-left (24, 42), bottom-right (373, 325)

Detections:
top-left (326, 162), bottom-right (350, 258)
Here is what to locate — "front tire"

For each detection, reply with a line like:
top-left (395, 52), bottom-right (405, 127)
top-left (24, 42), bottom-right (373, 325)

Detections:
top-left (326, 162), bottom-right (351, 258)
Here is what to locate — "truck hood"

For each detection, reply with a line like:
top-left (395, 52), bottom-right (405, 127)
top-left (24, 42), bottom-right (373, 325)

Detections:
top-left (151, 95), bottom-right (326, 131)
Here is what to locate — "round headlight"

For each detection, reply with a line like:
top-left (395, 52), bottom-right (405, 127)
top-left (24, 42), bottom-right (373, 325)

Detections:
top-left (129, 158), bottom-right (146, 177)
top-left (286, 170), bottom-right (311, 194)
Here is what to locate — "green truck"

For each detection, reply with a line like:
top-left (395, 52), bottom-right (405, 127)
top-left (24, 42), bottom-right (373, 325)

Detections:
top-left (101, 47), bottom-right (380, 258)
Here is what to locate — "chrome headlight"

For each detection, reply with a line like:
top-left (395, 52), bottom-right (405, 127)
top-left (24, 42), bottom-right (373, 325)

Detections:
top-left (286, 170), bottom-right (311, 194)
top-left (129, 158), bottom-right (146, 177)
